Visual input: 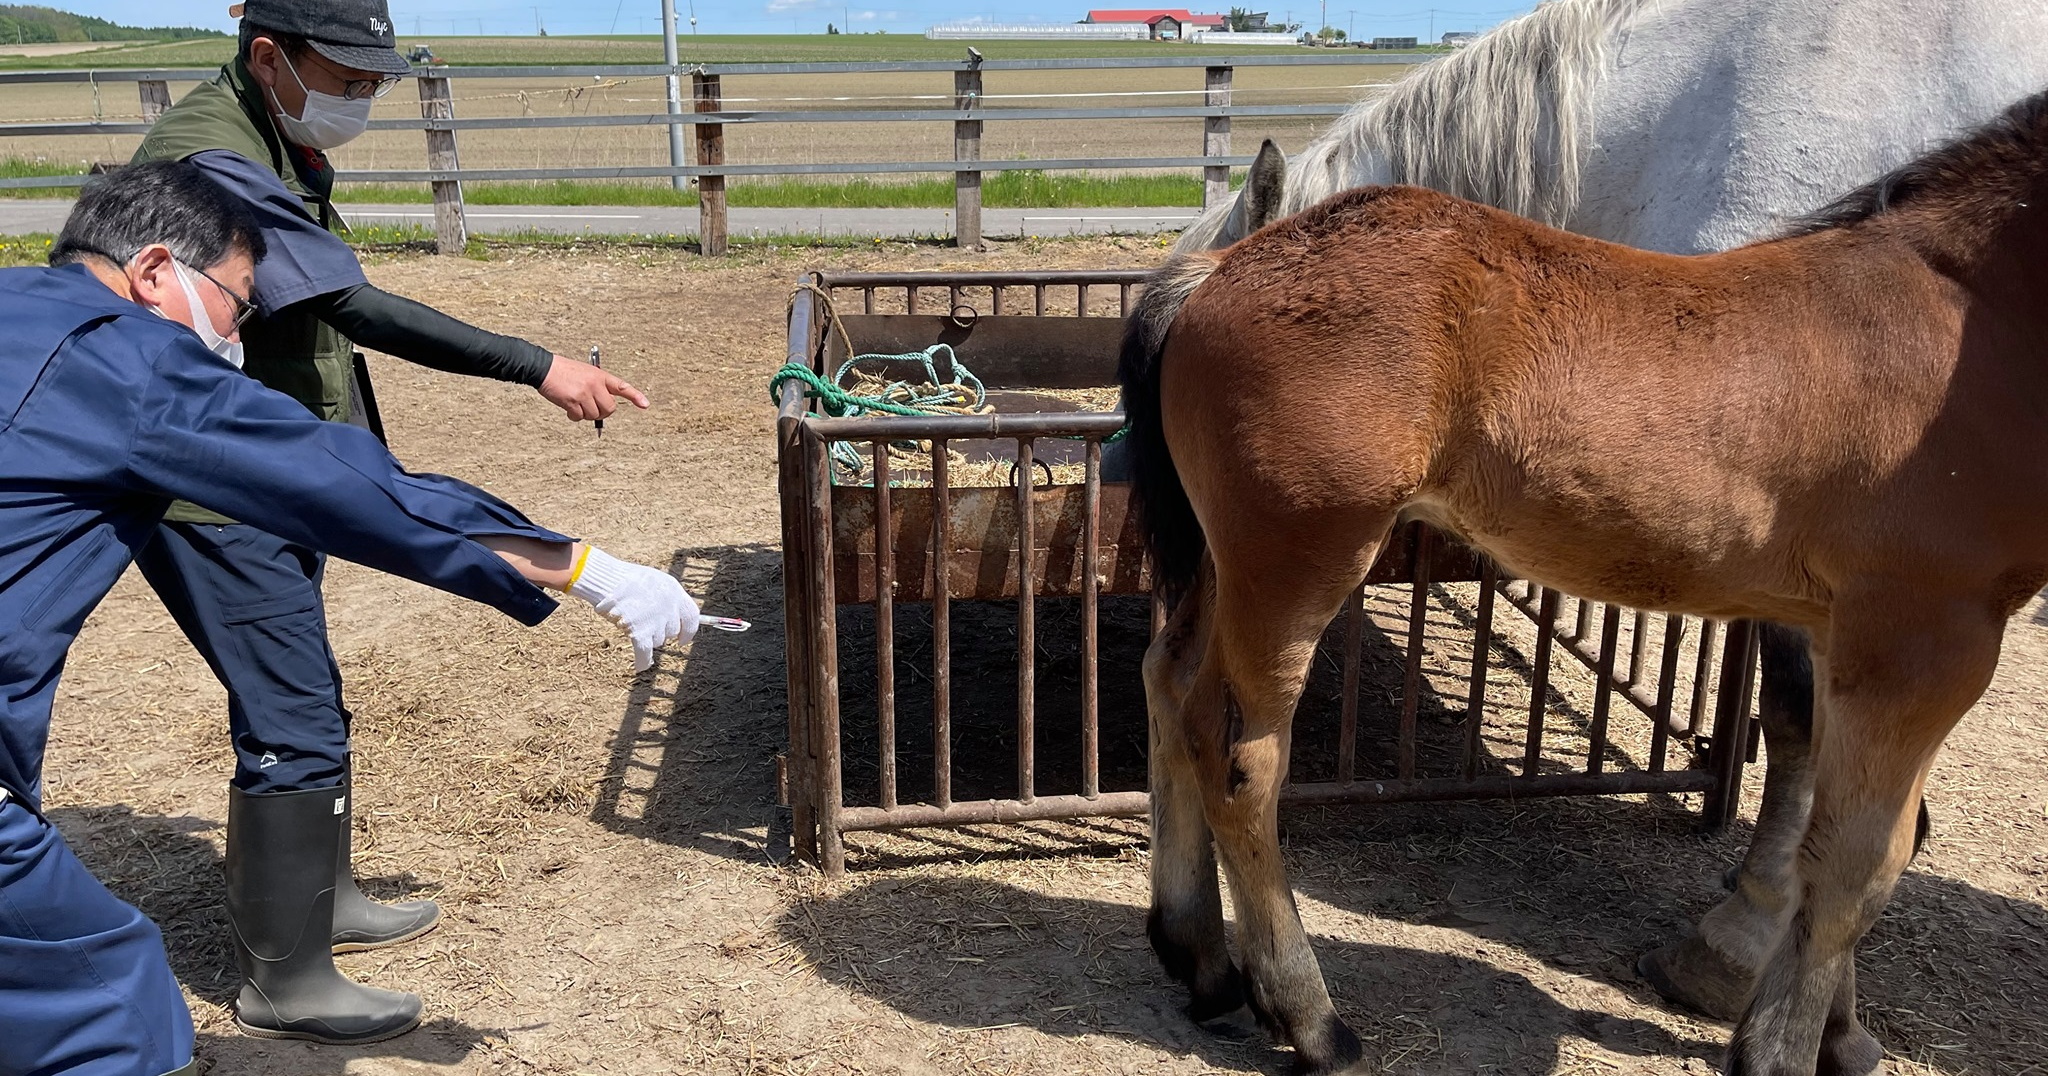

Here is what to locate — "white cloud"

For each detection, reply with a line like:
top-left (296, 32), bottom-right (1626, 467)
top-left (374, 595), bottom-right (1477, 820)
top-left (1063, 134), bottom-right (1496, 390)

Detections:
top-left (764, 0), bottom-right (823, 13)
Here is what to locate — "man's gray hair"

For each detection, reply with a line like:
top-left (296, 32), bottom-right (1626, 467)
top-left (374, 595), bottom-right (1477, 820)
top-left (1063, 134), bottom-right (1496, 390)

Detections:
top-left (50, 160), bottom-right (268, 271)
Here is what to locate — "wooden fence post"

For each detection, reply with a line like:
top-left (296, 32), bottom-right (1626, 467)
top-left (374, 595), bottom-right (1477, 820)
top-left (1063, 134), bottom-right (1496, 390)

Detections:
top-left (416, 72), bottom-right (467, 255)
top-left (1203, 65), bottom-right (1232, 210)
top-left (693, 71), bottom-right (728, 256)
top-left (954, 56), bottom-right (983, 249)
top-left (136, 79), bottom-right (172, 123)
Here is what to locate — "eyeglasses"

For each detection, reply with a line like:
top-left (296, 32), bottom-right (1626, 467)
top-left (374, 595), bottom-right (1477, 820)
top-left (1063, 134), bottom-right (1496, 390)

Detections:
top-left (296, 49), bottom-right (401, 101)
top-left (335, 73), bottom-right (402, 101)
top-left (183, 261), bottom-right (260, 332)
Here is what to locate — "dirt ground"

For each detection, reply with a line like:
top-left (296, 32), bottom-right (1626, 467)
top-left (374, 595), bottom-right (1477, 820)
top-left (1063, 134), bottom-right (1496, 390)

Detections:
top-left (46, 239), bottom-right (2048, 1075)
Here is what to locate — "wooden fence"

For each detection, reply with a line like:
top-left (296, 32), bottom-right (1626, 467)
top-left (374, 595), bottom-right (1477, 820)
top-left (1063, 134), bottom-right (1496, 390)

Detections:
top-left (0, 52), bottom-right (1429, 253)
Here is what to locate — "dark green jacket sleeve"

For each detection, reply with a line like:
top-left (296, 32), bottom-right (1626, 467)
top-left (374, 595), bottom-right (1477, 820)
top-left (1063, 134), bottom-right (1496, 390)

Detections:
top-left (294, 283), bottom-right (555, 388)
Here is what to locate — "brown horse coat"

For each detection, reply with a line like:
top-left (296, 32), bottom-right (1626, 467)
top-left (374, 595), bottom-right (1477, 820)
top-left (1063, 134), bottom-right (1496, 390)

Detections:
top-left (1121, 87), bottom-right (2048, 1076)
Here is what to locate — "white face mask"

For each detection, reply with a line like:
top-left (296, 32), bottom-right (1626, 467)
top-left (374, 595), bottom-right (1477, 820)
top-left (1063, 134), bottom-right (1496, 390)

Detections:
top-left (266, 50), bottom-right (374, 150)
top-left (151, 259), bottom-right (246, 369)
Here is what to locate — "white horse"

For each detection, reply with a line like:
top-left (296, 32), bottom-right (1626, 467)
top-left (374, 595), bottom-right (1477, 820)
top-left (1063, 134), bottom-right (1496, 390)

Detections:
top-left (1171, 1), bottom-right (2048, 1070)
top-left (1184, 0), bottom-right (2048, 257)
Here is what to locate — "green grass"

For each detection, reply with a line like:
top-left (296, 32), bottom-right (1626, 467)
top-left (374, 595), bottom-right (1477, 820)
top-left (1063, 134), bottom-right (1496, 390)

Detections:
top-left (0, 156), bottom-right (86, 197)
top-left (3, 157), bottom-right (1239, 208)
top-left (0, 32), bottom-right (1410, 70)
top-left (0, 232), bottom-right (54, 266)
top-left (333, 170), bottom-right (1238, 209)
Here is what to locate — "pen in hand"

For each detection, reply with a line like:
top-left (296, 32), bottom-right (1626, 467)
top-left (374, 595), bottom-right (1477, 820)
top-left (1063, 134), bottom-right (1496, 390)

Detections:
top-left (590, 345), bottom-right (604, 438)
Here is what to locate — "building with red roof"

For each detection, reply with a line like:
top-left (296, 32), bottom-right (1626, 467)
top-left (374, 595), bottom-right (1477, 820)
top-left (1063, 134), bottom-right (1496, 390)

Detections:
top-left (1083, 8), bottom-right (1228, 39)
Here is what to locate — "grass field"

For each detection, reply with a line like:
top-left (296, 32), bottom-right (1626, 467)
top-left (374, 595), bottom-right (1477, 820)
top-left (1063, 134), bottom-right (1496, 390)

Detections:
top-left (0, 32), bottom-right (1427, 70)
top-left (0, 54), bottom-right (1391, 208)
top-left (2, 156), bottom-right (1240, 208)
top-left (0, 37), bottom-right (1405, 210)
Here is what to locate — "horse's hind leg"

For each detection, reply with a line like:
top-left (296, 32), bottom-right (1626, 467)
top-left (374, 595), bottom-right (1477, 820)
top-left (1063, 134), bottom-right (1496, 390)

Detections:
top-left (1643, 623), bottom-right (1822, 1016)
top-left (1726, 594), bottom-right (1999, 1076)
top-left (1146, 564), bottom-right (1247, 1025)
top-left (1643, 625), bottom-right (1896, 1065)
top-left (1186, 534), bottom-right (1390, 1075)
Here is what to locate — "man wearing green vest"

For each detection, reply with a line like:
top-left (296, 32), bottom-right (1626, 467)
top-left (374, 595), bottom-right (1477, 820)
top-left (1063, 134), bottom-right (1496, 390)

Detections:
top-left (130, 0), bottom-right (646, 1046)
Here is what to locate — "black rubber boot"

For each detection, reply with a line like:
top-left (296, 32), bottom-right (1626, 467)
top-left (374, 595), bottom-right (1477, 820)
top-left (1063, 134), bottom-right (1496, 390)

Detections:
top-left (226, 784), bottom-right (422, 1045)
top-left (330, 766), bottom-right (440, 953)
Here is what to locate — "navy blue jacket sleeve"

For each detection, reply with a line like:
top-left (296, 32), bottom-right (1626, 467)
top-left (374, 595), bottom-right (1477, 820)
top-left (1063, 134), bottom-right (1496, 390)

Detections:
top-left (124, 333), bottom-right (563, 626)
top-left (187, 149), bottom-right (367, 315)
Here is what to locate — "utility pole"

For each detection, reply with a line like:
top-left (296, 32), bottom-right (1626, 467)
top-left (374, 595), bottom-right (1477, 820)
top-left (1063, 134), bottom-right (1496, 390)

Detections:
top-left (661, 0), bottom-right (687, 191)
top-left (1319, 0), bottom-right (1326, 36)
top-left (1428, 8), bottom-right (1435, 43)
top-left (1347, 9), bottom-right (1353, 39)
top-left (534, 6), bottom-right (544, 34)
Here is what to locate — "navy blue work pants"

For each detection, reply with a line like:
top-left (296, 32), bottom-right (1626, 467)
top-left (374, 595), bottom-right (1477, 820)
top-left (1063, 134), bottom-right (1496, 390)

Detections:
top-left (134, 522), bottom-right (350, 795)
top-left (0, 798), bottom-right (194, 1076)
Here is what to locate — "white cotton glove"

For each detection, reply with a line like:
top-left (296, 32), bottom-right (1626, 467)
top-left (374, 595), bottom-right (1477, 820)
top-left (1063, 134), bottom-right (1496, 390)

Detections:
top-left (568, 546), bottom-right (699, 671)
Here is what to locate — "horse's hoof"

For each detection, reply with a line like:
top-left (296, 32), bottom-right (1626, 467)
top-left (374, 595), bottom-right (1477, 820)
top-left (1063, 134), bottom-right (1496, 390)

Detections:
top-left (1819, 1023), bottom-right (1884, 1076)
top-left (1638, 937), bottom-right (1753, 1021)
top-left (1190, 1003), bottom-right (1257, 1041)
top-left (1184, 962), bottom-right (1249, 1025)
top-left (1290, 1011), bottom-right (1366, 1076)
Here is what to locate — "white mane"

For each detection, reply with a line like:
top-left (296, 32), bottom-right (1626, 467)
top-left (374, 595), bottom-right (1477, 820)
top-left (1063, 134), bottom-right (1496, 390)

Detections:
top-left (1176, 0), bottom-right (1648, 251)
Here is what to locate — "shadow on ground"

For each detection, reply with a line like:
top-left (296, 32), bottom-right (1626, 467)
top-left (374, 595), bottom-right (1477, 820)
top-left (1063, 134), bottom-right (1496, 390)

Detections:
top-left (56, 803), bottom-right (500, 1074)
top-left (587, 544), bottom-right (2048, 1074)
top-left (774, 878), bottom-right (1722, 1075)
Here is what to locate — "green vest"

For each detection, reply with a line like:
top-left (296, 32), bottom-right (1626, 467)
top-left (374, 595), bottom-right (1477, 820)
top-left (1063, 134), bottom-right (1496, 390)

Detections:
top-left (133, 59), bottom-right (365, 524)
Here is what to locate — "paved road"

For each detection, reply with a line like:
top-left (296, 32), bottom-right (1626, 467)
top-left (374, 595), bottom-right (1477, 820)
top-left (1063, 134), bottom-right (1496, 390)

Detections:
top-left (0, 200), bottom-right (1200, 239)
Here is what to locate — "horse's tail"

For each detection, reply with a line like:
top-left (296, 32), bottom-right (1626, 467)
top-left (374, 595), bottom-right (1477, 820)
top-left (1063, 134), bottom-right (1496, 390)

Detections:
top-left (1119, 251), bottom-right (1222, 598)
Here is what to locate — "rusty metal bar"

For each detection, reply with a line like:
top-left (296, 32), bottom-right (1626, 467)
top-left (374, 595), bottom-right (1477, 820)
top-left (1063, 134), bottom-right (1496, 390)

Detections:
top-left (1703, 621), bottom-right (1760, 831)
top-left (1120, 283), bottom-right (1133, 314)
top-left (777, 288), bottom-right (821, 865)
top-left (862, 286), bottom-right (875, 313)
top-left (949, 284), bottom-right (963, 312)
top-left (835, 768), bottom-right (1720, 833)
top-left (805, 427), bottom-right (846, 875)
top-left (1649, 614), bottom-right (1684, 772)
top-left (1034, 284), bottom-right (1046, 316)
top-left (1398, 526), bottom-right (1434, 781)
top-left (1522, 587), bottom-right (1561, 777)
top-left (1461, 562), bottom-right (1497, 781)
top-left (821, 269), bottom-right (1149, 288)
top-left (1016, 437), bottom-right (1037, 804)
top-left (907, 285), bottom-right (920, 314)
top-left (808, 411), bottom-right (1128, 441)
top-left (1625, 609), bottom-right (1648, 687)
top-left (1498, 585), bottom-right (1684, 732)
top-left (1081, 439), bottom-right (1102, 799)
top-left (993, 286), bottom-right (1008, 316)
top-left (1587, 603), bottom-right (1622, 773)
top-left (1570, 598), bottom-right (1592, 643)
top-left (931, 439), bottom-right (953, 809)
top-left (1689, 619), bottom-right (1721, 736)
top-left (873, 441), bottom-right (896, 811)
top-left (1337, 584), bottom-right (1365, 785)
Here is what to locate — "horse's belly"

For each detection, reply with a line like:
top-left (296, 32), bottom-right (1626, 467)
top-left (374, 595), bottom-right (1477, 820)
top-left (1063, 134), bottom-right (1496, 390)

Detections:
top-left (1406, 471), bottom-right (1822, 624)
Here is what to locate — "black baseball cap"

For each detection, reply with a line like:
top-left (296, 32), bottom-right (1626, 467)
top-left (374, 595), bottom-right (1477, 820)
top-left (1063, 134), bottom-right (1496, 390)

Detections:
top-left (232, 0), bottom-right (412, 76)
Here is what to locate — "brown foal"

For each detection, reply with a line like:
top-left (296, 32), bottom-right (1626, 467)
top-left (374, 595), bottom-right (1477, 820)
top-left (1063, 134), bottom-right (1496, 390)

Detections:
top-left (1121, 87), bottom-right (2048, 1076)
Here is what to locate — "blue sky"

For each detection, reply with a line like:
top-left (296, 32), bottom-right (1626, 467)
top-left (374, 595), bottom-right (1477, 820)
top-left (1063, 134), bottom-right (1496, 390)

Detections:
top-left (54, 0), bottom-right (1533, 39)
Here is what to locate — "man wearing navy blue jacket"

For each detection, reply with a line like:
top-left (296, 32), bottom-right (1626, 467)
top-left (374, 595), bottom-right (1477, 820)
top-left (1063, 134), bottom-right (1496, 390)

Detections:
top-left (0, 161), bottom-right (696, 1076)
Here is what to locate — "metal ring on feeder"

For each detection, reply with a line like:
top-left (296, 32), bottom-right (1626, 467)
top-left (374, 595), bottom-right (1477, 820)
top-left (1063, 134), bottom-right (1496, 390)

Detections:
top-left (948, 304), bottom-right (979, 329)
top-left (1008, 457), bottom-right (1056, 490)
